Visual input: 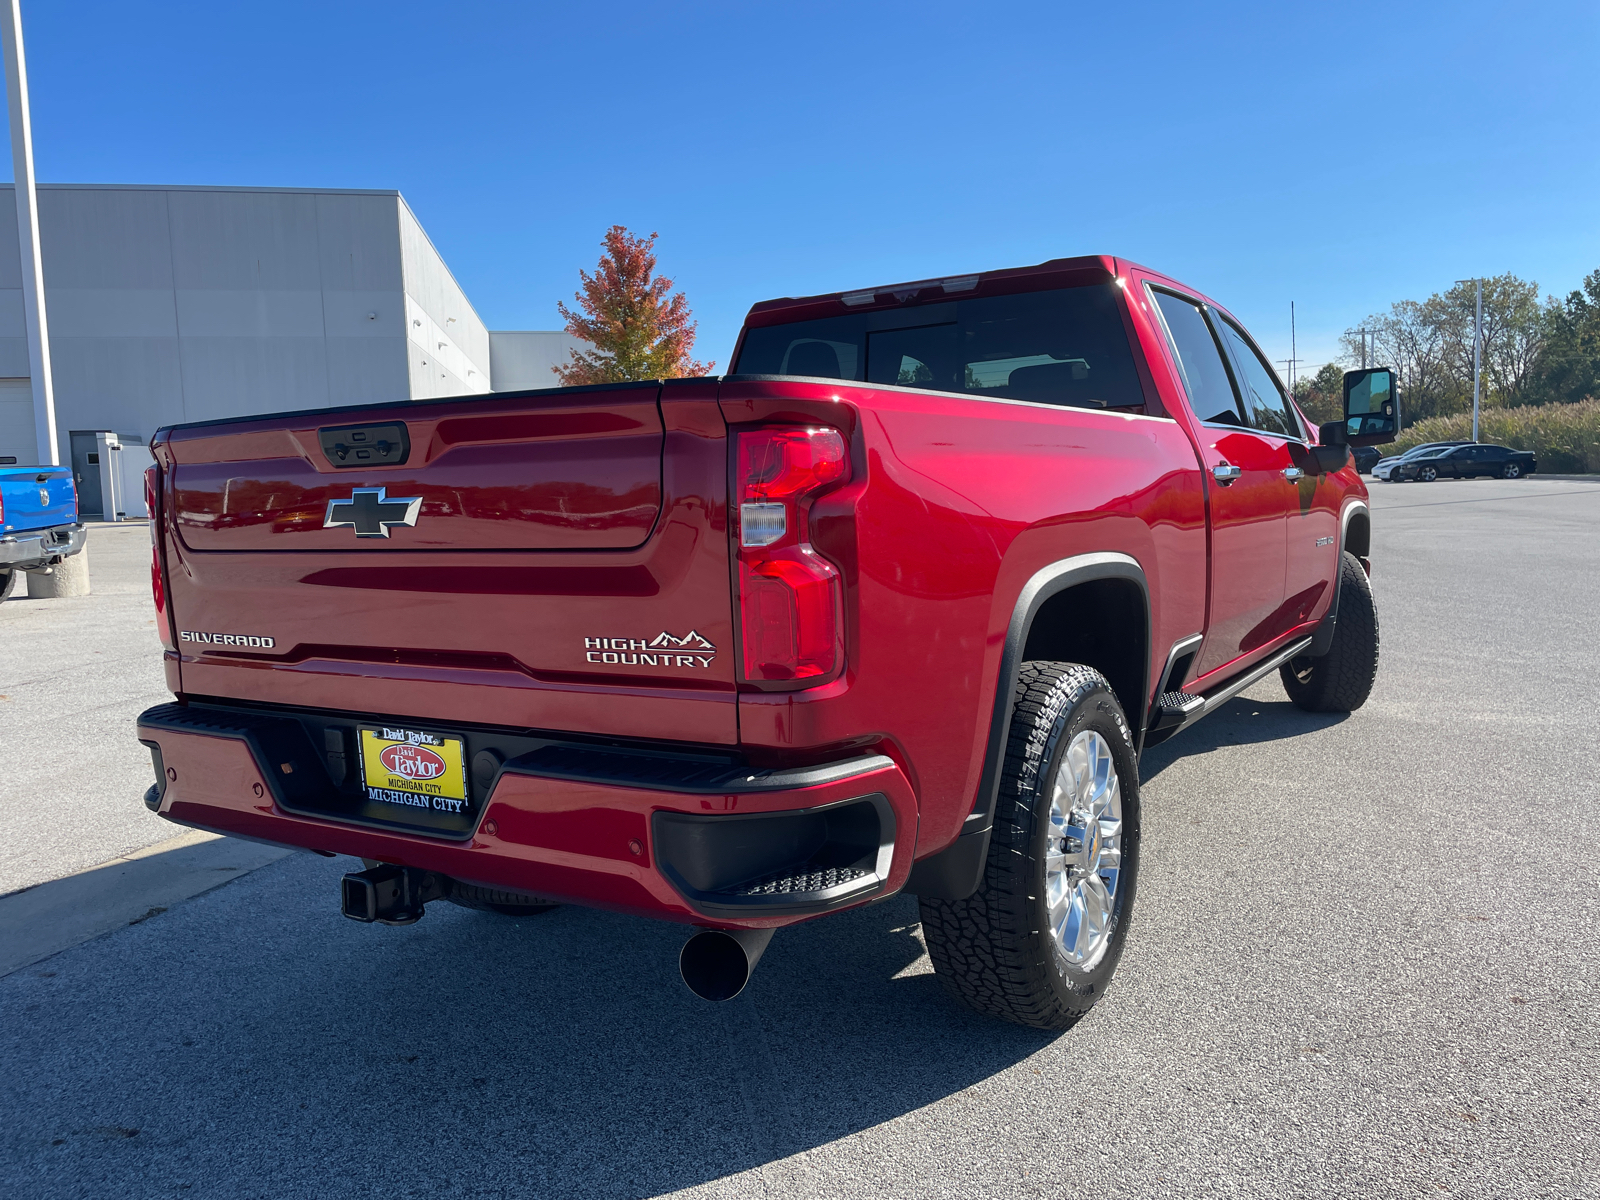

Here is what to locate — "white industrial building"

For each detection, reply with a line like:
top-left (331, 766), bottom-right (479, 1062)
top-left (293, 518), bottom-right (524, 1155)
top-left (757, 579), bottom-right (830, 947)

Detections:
top-left (0, 182), bottom-right (586, 513)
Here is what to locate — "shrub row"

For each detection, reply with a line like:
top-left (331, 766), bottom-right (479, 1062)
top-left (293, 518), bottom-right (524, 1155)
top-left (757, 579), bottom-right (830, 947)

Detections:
top-left (1389, 399), bottom-right (1600, 473)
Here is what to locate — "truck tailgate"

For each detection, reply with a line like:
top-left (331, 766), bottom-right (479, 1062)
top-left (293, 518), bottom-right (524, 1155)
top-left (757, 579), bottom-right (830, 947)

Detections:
top-left (158, 383), bottom-right (738, 745)
top-left (1, 467), bottom-right (75, 532)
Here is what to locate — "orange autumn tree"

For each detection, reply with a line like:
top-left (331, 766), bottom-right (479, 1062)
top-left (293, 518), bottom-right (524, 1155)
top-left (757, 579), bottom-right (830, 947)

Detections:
top-left (554, 226), bottom-right (714, 384)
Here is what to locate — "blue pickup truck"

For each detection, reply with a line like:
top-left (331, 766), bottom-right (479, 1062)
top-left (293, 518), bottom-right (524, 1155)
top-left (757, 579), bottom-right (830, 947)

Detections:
top-left (0, 466), bottom-right (84, 600)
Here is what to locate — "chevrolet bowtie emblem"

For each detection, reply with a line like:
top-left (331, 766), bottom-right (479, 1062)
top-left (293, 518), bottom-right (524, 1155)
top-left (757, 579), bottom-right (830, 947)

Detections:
top-left (323, 487), bottom-right (423, 538)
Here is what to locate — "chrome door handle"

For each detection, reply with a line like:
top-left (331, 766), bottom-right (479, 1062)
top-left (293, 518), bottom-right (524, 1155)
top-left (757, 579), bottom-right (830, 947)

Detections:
top-left (1282, 466), bottom-right (1304, 482)
top-left (1212, 464), bottom-right (1243, 485)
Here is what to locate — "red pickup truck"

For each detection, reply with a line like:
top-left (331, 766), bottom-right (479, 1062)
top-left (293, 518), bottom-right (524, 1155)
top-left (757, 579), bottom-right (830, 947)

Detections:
top-left (136, 255), bottom-right (1395, 1029)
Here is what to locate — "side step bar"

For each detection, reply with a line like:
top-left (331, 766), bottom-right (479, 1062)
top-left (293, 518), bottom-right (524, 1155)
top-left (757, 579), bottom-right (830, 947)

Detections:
top-left (1144, 636), bottom-right (1314, 748)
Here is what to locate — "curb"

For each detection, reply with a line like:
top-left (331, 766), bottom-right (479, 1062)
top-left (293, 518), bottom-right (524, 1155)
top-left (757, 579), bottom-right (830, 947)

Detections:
top-left (0, 830), bottom-right (295, 977)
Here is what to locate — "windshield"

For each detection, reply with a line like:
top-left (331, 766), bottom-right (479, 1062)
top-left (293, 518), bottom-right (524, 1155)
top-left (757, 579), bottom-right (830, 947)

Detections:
top-left (734, 284), bottom-right (1147, 412)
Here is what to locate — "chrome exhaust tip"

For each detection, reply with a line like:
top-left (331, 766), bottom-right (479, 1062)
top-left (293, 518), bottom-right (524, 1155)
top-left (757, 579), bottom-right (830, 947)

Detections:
top-left (679, 927), bottom-right (775, 1001)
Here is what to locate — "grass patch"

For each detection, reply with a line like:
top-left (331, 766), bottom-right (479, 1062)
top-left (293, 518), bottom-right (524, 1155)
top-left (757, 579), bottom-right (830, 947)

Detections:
top-left (1392, 399), bottom-right (1600, 472)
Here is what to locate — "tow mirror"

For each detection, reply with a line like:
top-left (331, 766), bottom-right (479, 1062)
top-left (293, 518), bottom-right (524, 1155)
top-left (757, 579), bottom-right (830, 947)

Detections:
top-left (1342, 368), bottom-right (1398, 446)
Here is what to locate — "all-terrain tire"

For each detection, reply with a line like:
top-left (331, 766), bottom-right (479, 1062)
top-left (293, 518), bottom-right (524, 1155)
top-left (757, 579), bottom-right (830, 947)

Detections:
top-left (1280, 551), bottom-right (1379, 713)
top-left (0, 569), bottom-right (15, 602)
top-left (918, 663), bottom-right (1141, 1030)
top-left (446, 881), bottom-right (560, 917)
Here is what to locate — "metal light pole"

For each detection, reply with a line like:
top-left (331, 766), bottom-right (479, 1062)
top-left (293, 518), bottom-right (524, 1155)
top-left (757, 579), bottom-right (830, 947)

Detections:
top-left (1455, 278), bottom-right (1483, 443)
top-left (1, 0), bottom-right (56, 465)
top-left (1472, 279), bottom-right (1483, 443)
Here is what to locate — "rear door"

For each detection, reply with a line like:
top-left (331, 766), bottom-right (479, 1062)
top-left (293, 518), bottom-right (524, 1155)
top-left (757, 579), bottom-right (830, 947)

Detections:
top-left (1474, 445), bottom-right (1506, 476)
top-left (1149, 290), bottom-right (1290, 680)
top-left (1212, 316), bottom-right (1339, 640)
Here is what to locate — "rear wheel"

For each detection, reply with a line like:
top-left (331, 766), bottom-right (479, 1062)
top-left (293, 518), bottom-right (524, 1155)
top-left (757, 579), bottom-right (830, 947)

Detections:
top-left (1418, 465), bottom-right (1438, 482)
top-left (919, 663), bottom-right (1140, 1030)
top-left (1503, 462), bottom-right (1522, 479)
top-left (1281, 552), bottom-right (1379, 713)
top-left (0, 569), bottom-right (15, 602)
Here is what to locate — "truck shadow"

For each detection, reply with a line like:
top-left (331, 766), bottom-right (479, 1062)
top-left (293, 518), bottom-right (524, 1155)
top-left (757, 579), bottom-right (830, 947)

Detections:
top-left (1139, 694), bottom-right (1350, 782)
top-left (4, 856), bottom-right (1054, 1198)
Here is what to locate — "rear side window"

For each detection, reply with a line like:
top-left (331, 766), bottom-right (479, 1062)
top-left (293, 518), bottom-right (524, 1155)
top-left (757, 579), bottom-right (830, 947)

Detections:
top-left (734, 285), bottom-right (1147, 411)
top-left (1151, 291), bottom-right (1244, 426)
top-left (1216, 318), bottom-right (1300, 439)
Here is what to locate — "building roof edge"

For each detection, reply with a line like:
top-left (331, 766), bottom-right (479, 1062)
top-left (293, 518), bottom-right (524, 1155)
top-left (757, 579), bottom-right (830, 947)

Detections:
top-left (0, 182), bottom-right (402, 196)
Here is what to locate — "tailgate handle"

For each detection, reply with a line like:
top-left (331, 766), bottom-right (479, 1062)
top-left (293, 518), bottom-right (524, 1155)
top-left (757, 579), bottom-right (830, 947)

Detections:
top-left (319, 422), bottom-right (411, 468)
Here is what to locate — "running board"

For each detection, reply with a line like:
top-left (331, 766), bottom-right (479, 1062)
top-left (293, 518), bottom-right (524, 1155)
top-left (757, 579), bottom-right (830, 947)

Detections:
top-left (1143, 637), bottom-right (1314, 748)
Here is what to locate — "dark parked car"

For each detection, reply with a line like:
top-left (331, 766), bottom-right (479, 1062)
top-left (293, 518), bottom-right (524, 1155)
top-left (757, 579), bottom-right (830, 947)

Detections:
top-left (1372, 440), bottom-right (1474, 481)
top-left (1351, 445), bottom-right (1383, 473)
top-left (1392, 443), bottom-right (1537, 482)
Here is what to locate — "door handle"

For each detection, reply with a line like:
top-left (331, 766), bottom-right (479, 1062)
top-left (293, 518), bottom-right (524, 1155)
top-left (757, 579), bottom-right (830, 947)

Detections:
top-left (1212, 464), bottom-right (1243, 486)
top-left (1282, 466), bottom-right (1304, 482)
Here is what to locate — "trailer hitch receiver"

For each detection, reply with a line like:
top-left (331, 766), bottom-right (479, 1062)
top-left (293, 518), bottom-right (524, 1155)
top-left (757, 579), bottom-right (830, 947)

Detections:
top-left (340, 864), bottom-right (447, 925)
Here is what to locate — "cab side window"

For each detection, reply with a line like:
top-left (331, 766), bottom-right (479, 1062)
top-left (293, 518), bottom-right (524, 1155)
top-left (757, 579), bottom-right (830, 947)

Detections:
top-left (1216, 319), bottom-right (1300, 439)
top-left (1152, 291), bottom-right (1244, 425)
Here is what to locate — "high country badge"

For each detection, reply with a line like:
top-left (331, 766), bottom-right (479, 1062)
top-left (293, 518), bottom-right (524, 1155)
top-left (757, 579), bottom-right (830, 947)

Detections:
top-left (585, 631), bottom-right (716, 669)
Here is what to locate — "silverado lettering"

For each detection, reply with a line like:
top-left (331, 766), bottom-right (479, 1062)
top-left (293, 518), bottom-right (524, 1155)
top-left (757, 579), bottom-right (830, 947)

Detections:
top-left (135, 254), bottom-right (1392, 1028)
top-left (179, 631), bottom-right (275, 648)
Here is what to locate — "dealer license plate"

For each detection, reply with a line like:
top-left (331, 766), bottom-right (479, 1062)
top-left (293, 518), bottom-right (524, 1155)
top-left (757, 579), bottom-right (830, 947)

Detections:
top-left (358, 726), bottom-right (470, 816)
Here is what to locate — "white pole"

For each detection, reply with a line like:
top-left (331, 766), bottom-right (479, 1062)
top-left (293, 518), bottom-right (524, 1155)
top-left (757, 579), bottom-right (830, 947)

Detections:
top-left (1471, 279), bottom-right (1482, 444)
top-left (1, 0), bottom-right (57, 466)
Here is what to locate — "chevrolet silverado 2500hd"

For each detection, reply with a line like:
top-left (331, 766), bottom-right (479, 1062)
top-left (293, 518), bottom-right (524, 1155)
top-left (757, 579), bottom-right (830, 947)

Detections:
top-left (135, 255), bottom-right (1396, 1029)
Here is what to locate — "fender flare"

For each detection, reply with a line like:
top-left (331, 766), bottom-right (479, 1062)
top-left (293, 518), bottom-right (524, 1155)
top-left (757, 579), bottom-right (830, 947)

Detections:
top-left (907, 551), bottom-right (1149, 900)
top-left (1306, 499), bottom-right (1371, 657)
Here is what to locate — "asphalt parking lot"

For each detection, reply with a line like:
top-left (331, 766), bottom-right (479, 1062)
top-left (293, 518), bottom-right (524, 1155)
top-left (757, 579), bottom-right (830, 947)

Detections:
top-left (3, 478), bottom-right (1598, 1199)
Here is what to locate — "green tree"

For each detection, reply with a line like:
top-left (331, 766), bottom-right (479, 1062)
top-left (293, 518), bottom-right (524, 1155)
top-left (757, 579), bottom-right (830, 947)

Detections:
top-left (1339, 299), bottom-right (1452, 423)
top-left (1340, 272), bottom-right (1556, 421)
top-left (1291, 362), bottom-right (1345, 426)
top-left (554, 226), bottom-right (714, 385)
top-left (1532, 269), bottom-right (1600, 405)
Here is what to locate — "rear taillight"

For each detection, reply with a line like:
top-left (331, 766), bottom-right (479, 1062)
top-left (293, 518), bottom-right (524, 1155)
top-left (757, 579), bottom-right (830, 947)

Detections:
top-left (145, 466), bottom-right (164, 618)
top-left (735, 427), bottom-right (849, 685)
top-left (150, 545), bottom-right (165, 617)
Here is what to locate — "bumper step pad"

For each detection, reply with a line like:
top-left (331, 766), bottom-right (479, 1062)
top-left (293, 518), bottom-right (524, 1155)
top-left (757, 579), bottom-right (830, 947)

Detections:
top-left (723, 863), bottom-right (870, 898)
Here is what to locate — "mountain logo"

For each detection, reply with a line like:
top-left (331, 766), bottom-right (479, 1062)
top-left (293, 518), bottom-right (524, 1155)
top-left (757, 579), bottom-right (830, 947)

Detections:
top-left (648, 631), bottom-right (716, 651)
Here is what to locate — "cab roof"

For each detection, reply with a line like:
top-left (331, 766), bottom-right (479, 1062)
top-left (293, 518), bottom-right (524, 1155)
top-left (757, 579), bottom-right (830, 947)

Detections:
top-left (742, 254), bottom-right (1128, 329)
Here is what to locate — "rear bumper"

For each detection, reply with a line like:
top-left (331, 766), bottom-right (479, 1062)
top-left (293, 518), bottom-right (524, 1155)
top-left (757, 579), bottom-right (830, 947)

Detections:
top-left (0, 523), bottom-right (86, 569)
top-left (135, 701), bottom-right (916, 929)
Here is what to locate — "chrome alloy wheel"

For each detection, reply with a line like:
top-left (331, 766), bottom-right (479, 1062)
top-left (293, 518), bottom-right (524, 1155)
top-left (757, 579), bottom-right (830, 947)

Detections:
top-left (1044, 730), bottom-right (1124, 971)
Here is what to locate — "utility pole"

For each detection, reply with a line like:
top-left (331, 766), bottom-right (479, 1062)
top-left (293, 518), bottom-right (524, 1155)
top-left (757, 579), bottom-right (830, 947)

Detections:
top-left (1456, 278), bottom-right (1483, 442)
top-left (1, 0), bottom-right (57, 465)
top-left (1290, 301), bottom-right (1296, 390)
top-left (1472, 279), bottom-right (1483, 443)
top-left (1353, 327), bottom-right (1373, 369)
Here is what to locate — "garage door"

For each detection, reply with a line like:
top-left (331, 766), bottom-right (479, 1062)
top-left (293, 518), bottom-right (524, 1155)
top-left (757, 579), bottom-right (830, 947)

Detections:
top-left (0, 379), bottom-right (36, 465)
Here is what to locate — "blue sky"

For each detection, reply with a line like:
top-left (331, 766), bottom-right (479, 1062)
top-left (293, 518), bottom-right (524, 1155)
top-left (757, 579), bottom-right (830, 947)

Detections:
top-left (10, 0), bottom-right (1598, 379)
